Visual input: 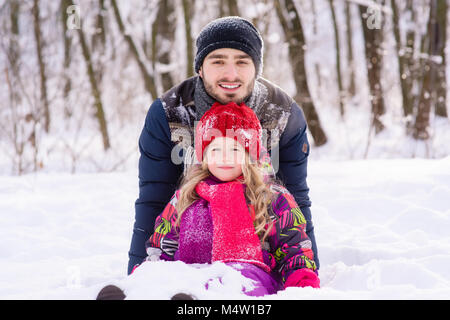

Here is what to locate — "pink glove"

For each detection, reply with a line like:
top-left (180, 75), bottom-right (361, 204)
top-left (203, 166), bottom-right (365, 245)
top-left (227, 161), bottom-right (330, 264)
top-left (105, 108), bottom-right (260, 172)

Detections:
top-left (284, 269), bottom-right (320, 289)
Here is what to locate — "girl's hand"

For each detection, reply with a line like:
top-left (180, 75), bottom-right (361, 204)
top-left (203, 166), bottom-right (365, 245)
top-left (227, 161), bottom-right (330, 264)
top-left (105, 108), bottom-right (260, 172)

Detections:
top-left (284, 268), bottom-right (320, 289)
top-left (146, 247), bottom-right (162, 261)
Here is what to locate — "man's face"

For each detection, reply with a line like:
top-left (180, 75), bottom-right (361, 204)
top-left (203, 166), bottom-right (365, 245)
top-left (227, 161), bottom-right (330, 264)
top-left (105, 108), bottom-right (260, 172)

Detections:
top-left (199, 48), bottom-right (256, 104)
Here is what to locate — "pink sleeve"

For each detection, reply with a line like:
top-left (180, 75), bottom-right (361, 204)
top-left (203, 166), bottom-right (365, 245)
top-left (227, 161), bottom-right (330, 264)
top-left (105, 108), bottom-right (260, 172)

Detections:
top-left (284, 268), bottom-right (320, 289)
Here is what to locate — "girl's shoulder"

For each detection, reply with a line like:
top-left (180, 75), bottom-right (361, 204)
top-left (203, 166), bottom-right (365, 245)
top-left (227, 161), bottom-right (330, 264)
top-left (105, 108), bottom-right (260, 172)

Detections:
top-left (157, 190), bottom-right (181, 223)
top-left (165, 190), bottom-right (181, 203)
top-left (268, 184), bottom-right (300, 216)
top-left (165, 190), bottom-right (181, 211)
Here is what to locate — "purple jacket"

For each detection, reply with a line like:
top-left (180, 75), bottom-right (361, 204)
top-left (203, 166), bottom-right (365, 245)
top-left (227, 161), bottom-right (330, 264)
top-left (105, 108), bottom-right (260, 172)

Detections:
top-left (145, 177), bottom-right (317, 284)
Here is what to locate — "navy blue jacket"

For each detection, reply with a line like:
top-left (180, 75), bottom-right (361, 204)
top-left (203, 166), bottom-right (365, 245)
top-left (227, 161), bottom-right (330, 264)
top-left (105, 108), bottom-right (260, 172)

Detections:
top-left (128, 77), bottom-right (319, 274)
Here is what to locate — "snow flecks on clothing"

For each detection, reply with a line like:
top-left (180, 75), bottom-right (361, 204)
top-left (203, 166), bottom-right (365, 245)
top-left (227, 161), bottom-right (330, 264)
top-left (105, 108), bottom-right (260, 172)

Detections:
top-left (179, 199), bottom-right (213, 264)
top-left (175, 102), bottom-right (193, 127)
top-left (247, 80), bottom-right (268, 116)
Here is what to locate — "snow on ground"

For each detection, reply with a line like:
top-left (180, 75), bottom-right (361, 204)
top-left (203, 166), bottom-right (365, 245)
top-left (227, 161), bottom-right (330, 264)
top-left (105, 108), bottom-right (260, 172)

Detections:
top-left (0, 157), bottom-right (449, 299)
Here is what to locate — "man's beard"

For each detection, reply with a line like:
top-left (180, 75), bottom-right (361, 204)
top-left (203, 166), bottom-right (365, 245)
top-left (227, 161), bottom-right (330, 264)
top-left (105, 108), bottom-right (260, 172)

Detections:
top-left (202, 77), bottom-right (255, 104)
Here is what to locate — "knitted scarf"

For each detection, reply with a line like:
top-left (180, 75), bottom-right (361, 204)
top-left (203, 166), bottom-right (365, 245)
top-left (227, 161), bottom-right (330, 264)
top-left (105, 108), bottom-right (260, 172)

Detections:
top-left (193, 76), bottom-right (268, 121)
top-left (194, 179), bottom-right (270, 272)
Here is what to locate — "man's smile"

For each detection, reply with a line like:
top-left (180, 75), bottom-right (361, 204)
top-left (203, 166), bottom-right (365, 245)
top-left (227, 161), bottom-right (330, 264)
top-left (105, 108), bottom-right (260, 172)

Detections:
top-left (218, 83), bottom-right (242, 91)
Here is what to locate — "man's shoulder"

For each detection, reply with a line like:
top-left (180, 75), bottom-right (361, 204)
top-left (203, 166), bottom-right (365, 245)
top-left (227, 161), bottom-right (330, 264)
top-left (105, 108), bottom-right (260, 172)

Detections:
top-left (160, 76), bottom-right (197, 108)
top-left (158, 76), bottom-right (198, 126)
top-left (258, 77), bottom-right (295, 108)
top-left (253, 78), bottom-right (298, 151)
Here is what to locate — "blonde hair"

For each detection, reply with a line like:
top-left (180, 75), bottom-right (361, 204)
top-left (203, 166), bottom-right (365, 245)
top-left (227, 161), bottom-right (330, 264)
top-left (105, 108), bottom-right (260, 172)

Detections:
top-left (176, 151), bottom-right (274, 243)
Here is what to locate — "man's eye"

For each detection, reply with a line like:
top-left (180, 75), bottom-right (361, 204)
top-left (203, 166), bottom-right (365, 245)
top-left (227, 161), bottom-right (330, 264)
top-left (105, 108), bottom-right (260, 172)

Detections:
top-left (212, 61), bottom-right (223, 64)
top-left (237, 60), bottom-right (249, 65)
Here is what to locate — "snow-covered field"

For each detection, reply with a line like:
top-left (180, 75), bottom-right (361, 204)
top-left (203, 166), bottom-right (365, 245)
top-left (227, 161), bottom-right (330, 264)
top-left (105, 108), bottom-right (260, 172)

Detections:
top-left (1, 157), bottom-right (449, 300)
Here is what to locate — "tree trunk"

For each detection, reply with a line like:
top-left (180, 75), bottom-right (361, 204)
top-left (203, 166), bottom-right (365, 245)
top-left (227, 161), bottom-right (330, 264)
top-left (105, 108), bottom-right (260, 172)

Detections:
top-left (182, 0), bottom-right (194, 78)
top-left (6, 0), bottom-right (32, 174)
top-left (345, 1), bottom-right (356, 97)
top-left (61, 0), bottom-right (73, 118)
top-left (219, 0), bottom-right (240, 16)
top-left (4, 67), bottom-right (24, 175)
top-left (32, 0), bottom-right (50, 133)
top-left (413, 0), bottom-right (440, 139)
top-left (275, 0), bottom-right (327, 146)
top-left (152, 0), bottom-right (175, 93)
top-left (77, 23), bottom-right (111, 150)
top-left (391, 0), bottom-right (416, 122)
top-left (92, 0), bottom-right (107, 52)
top-left (110, 0), bottom-right (157, 98)
top-left (92, 0), bottom-right (107, 85)
top-left (310, 0), bottom-right (322, 93)
top-left (329, 0), bottom-right (344, 116)
top-left (9, 0), bottom-right (20, 76)
top-left (359, 3), bottom-right (385, 134)
top-left (434, 0), bottom-right (447, 118)
top-left (9, 0), bottom-right (21, 104)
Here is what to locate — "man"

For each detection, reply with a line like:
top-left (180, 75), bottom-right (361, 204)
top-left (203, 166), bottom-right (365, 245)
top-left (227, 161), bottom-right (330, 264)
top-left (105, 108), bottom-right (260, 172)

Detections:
top-left (128, 16), bottom-right (319, 275)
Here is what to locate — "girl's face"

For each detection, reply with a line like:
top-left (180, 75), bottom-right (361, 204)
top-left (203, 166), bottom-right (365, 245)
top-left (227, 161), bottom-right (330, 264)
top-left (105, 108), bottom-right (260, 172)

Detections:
top-left (205, 137), bottom-right (245, 181)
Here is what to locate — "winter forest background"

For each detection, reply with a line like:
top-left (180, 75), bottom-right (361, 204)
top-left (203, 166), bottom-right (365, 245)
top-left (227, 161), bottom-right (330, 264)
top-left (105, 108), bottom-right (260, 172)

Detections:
top-left (1, 0), bottom-right (450, 175)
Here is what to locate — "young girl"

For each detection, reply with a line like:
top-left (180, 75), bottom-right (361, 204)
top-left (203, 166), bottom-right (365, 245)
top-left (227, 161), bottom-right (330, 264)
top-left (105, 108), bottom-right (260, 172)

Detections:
top-left (144, 102), bottom-right (319, 297)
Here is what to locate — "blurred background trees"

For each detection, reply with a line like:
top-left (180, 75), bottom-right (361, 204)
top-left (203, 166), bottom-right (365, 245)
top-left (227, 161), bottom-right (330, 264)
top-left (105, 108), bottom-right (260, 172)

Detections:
top-left (0, 0), bottom-right (448, 175)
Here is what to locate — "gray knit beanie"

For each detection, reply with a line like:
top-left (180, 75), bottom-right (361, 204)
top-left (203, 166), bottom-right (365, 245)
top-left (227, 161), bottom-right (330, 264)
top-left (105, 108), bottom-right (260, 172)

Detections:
top-left (194, 16), bottom-right (264, 77)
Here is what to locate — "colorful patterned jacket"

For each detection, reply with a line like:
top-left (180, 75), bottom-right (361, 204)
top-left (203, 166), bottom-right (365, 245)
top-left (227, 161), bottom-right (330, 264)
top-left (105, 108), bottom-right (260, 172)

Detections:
top-left (145, 177), bottom-right (317, 284)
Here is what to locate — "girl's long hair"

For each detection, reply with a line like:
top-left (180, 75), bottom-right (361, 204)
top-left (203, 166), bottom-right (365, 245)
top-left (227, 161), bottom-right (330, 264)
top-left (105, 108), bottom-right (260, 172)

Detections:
top-left (175, 151), bottom-right (274, 243)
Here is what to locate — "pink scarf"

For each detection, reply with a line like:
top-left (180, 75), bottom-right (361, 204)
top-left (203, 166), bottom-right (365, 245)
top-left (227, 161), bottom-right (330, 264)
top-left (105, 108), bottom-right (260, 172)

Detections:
top-left (195, 179), bottom-right (270, 272)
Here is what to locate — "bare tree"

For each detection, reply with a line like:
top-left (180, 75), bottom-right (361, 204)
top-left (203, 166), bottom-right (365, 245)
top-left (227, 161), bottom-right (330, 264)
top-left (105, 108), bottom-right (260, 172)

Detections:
top-left (110, 0), bottom-right (157, 98)
top-left (61, 0), bottom-right (73, 118)
top-left (274, 0), bottom-right (327, 146)
top-left (359, 2), bottom-right (386, 134)
top-left (77, 20), bottom-right (111, 150)
top-left (92, 0), bottom-right (107, 52)
top-left (92, 0), bottom-right (107, 85)
top-left (309, 0), bottom-right (323, 94)
top-left (32, 0), bottom-right (50, 132)
top-left (7, 0), bottom-right (21, 105)
top-left (247, 0), bottom-right (271, 80)
top-left (152, 0), bottom-right (176, 93)
top-left (219, 0), bottom-right (240, 16)
top-left (391, 0), bottom-right (417, 122)
top-left (329, 0), bottom-right (344, 116)
top-left (345, 1), bottom-right (356, 97)
top-left (413, 0), bottom-right (445, 139)
top-left (433, 0), bottom-right (447, 118)
top-left (2, 1), bottom-right (42, 175)
top-left (4, 67), bottom-right (39, 174)
top-left (182, 0), bottom-right (195, 78)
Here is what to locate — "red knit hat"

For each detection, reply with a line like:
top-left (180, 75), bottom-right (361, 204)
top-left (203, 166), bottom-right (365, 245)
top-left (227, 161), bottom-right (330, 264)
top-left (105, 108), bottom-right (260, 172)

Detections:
top-left (195, 102), bottom-right (262, 163)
